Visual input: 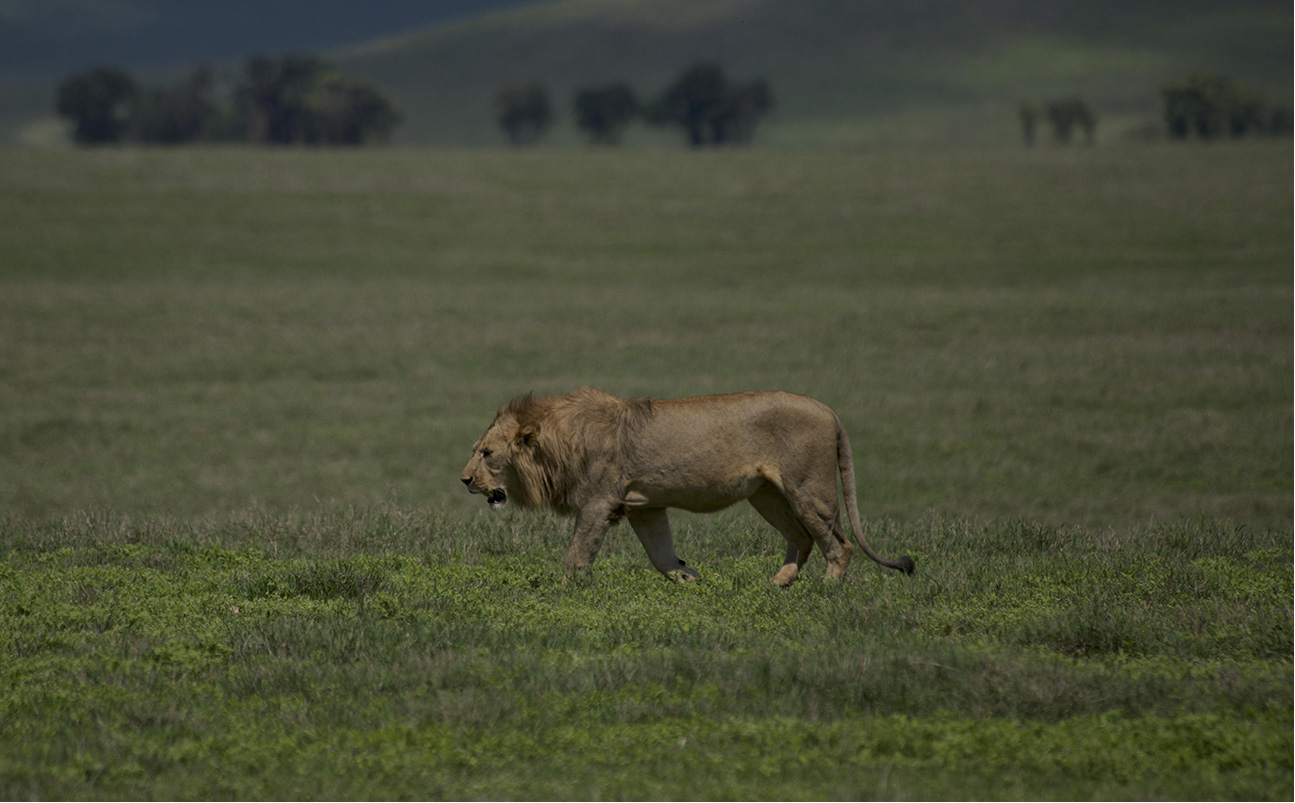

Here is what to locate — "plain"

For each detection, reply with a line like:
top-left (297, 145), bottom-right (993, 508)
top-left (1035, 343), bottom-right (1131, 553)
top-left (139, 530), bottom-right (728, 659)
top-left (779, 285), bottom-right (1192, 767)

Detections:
top-left (0, 142), bottom-right (1291, 799)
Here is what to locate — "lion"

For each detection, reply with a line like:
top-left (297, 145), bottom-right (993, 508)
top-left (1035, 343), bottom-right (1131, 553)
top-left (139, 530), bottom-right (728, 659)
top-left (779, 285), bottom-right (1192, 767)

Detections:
top-left (460, 388), bottom-right (914, 585)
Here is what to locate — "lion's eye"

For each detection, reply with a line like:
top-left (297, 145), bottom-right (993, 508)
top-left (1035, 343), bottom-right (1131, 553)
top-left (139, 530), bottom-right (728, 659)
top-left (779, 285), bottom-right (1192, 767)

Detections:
top-left (480, 448), bottom-right (492, 458)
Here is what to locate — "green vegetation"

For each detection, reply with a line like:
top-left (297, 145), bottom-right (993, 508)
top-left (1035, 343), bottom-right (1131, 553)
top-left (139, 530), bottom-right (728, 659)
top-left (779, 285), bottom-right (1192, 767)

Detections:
top-left (1161, 72), bottom-right (1291, 140)
top-left (0, 142), bottom-right (1290, 798)
top-left (494, 81), bottom-right (554, 146)
top-left (54, 56), bottom-right (400, 146)
top-left (643, 62), bottom-right (774, 147)
top-left (1, 144), bottom-right (1288, 525)
top-left (1, 513), bottom-right (1289, 799)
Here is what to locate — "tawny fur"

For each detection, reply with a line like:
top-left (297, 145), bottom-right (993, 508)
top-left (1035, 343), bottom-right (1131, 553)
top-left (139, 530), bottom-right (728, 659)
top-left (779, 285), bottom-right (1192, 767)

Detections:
top-left (461, 387), bottom-right (914, 585)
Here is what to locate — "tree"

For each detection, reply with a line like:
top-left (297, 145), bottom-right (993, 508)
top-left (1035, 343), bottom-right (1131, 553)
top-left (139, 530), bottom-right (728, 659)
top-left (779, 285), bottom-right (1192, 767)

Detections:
top-left (237, 54), bottom-right (330, 144)
top-left (234, 55), bottom-right (400, 146)
top-left (709, 78), bottom-right (773, 145)
top-left (647, 62), bottom-right (726, 146)
top-left (646, 63), bottom-right (773, 147)
top-left (1044, 98), bottom-right (1096, 144)
top-left (132, 66), bottom-right (220, 144)
top-left (573, 84), bottom-right (639, 145)
top-left (298, 74), bottom-right (401, 145)
top-left (55, 57), bottom-right (399, 147)
top-left (1018, 101), bottom-right (1039, 146)
top-left (1161, 73), bottom-right (1286, 140)
top-left (495, 83), bottom-right (552, 146)
top-left (56, 67), bottom-right (137, 144)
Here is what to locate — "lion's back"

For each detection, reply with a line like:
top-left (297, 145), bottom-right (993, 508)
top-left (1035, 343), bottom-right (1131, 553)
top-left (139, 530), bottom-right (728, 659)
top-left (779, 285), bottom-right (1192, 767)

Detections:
top-left (649, 391), bottom-right (836, 442)
top-left (629, 391), bottom-right (839, 480)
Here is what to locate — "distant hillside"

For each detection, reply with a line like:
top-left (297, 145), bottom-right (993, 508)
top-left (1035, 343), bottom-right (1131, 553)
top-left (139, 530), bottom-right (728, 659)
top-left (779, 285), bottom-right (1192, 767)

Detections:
top-left (4, 0), bottom-right (1290, 147)
top-left (334, 0), bottom-right (1291, 146)
top-left (0, 1), bottom-right (542, 80)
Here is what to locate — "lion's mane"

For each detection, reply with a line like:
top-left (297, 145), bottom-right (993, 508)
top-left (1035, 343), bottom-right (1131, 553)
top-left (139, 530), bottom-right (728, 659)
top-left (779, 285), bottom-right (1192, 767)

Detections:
top-left (503, 387), bottom-right (654, 515)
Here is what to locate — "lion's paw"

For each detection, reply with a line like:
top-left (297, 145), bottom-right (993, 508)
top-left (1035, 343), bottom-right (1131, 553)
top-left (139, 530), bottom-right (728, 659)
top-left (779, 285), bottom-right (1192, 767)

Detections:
top-left (667, 564), bottom-right (701, 583)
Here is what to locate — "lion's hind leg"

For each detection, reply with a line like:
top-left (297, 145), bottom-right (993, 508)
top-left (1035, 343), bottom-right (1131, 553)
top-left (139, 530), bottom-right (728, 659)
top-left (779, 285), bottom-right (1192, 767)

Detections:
top-left (760, 481), bottom-right (854, 582)
top-left (748, 484), bottom-right (814, 586)
top-left (627, 508), bottom-right (699, 582)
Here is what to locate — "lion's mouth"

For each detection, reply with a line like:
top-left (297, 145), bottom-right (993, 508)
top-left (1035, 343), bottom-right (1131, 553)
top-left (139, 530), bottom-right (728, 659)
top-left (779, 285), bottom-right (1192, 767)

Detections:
top-left (486, 488), bottom-right (507, 509)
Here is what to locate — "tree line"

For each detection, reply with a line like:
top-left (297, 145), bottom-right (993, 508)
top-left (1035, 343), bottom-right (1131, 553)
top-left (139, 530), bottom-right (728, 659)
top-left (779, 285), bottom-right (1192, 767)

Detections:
top-left (1017, 98), bottom-right (1097, 146)
top-left (56, 56), bottom-right (401, 146)
top-left (496, 62), bottom-right (774, 147)
top-left (61, 57), bottom-right (1286, 149)
top-left (1018, 73), bottom-right (1290, 146)
top-left (1160, 73), bottom-right (1290, 140)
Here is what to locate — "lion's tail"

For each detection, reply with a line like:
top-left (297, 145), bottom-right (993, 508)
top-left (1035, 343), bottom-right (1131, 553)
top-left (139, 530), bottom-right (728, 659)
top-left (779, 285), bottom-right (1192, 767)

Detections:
top-left (835, 414), bottom-right (916, 575)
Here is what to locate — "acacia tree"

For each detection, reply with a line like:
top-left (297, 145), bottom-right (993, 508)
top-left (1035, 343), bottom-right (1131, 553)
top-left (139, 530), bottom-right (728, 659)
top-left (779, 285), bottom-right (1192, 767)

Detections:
top-left (645, 62), bottom-right (725, 146)
top-left (708, 78), bottom-right (772, 145)
top-left (1018, 101), bottom-right (1040, 146)
top-left (298, 74), bottom-right (402, 145)
top-left (495, 83), bottom-right (552, 146)
top-left (131, 66), bottom-right (219, 144)
top-left (57, 56), bottom-right (399, 146)
top-left (573, 84), bottom-right (639, 145)
top-left (1044, 97), bottom-right (1096, 144)
top-left (646, 63), bottom-right (773, 147)
top-left (1161, 73), bottom-right (1285, 139)
top-left (55, 67), bottom-right (137, 144)
top-left (235, 55), bottom-right (400, 145)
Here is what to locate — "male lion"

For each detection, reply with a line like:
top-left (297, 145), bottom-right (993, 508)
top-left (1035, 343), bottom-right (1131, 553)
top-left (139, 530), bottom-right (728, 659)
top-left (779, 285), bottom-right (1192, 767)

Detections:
top-left (460, 388), bottom-right (915, 585)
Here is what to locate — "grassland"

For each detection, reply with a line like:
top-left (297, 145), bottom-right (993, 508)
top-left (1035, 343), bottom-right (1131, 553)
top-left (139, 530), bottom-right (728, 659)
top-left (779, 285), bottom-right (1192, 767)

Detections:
top-left (0, 141), bottom-right (1291, 799)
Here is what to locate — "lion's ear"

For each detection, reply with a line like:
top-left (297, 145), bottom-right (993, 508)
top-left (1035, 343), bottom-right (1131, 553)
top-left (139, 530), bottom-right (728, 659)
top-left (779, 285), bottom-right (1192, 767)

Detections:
top-left (514, 421), bottom-right (539, 449)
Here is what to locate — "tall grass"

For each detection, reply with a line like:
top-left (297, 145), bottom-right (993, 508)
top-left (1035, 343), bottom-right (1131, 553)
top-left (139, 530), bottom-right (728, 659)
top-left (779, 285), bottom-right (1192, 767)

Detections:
top-left (0, 144), bottom-right (1289, 527)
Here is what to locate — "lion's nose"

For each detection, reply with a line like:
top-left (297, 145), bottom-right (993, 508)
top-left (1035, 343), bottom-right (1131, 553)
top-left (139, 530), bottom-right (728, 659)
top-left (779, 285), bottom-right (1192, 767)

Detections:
top-left (461, 477), bottom-right (472, 487)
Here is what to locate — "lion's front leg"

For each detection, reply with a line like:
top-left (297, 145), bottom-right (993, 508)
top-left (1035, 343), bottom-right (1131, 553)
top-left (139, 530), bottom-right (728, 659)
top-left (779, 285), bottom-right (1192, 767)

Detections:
top-left (627, 508), bottom-right (700, 583)
top-left (562, 505), bottom-right (616, 582)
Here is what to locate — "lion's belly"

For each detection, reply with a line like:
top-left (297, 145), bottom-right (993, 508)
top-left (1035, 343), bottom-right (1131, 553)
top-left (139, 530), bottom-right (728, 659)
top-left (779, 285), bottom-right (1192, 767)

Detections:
top-left (623, 469), bottom-right (766, 513)
top-left (620, 393), bottom-right (835, 512)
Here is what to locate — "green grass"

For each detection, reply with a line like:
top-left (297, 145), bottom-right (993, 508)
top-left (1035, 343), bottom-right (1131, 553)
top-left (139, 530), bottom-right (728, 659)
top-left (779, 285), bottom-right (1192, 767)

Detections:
top-left (1, 144), bottom-right (1289, 525)
top-left (0, 142), bottom-right (1290, 798)
top-left (1, 512), bottom-right (1290, 799)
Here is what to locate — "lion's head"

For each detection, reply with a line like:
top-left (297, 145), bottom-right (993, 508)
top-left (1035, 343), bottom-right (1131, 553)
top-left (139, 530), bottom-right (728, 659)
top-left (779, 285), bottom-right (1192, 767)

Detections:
top-left (460, 389), bottom-right (652, 514)
top-left (460, 405), bottom-right (528, 510)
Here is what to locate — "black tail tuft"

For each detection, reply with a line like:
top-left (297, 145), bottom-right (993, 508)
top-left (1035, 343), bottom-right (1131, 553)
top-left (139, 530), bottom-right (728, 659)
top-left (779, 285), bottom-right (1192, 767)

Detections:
top-left (892, 555), bottom-right (916, 575)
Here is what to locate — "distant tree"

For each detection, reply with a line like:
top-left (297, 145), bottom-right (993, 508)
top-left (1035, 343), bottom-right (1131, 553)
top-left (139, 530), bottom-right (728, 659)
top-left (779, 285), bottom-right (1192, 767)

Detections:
top-left (55, 67), bottom-right (137, 144)
top-left (646, 63), bottom-right (773, 147)
top-left (709, 78), bottom-right (773, 145)
top-left (1269, 107), bottom-right (1293, 137)
top-left (573, 84), bottom-right (640, 145)
top-left (57, 56), bottom-right (399, 147)
top-left (1161, 73), bottom-right (1285, 140)
top-left (647, 62), bottom-right (726, 147)
top-left (495, 83), bottom-right (552, 146)
top-left (235, 55), bottom-right (400, 145)
top-left (132, 66), bottom-right (220, 144)
top-left (1018, 101), bottom-right (1039, 146)
top-left (299, 73), bottom-right (402, 145)
top-left (335, 81), bottom-right (402, 144)
top-left (1045, 97), bottom-right (1096, 144)
top-left (237, 54), bottom-right (328, 144)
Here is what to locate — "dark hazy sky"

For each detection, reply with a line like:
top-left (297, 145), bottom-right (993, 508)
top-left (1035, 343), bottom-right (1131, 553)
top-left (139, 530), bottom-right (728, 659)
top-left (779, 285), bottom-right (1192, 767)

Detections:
top-left (0, 0), bottom-right (544, 80)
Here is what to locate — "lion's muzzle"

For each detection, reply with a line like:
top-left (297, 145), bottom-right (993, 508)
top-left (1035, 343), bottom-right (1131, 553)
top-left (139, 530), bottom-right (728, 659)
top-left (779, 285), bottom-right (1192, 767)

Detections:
top-left (462, 476), bottom-right (508, 509)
